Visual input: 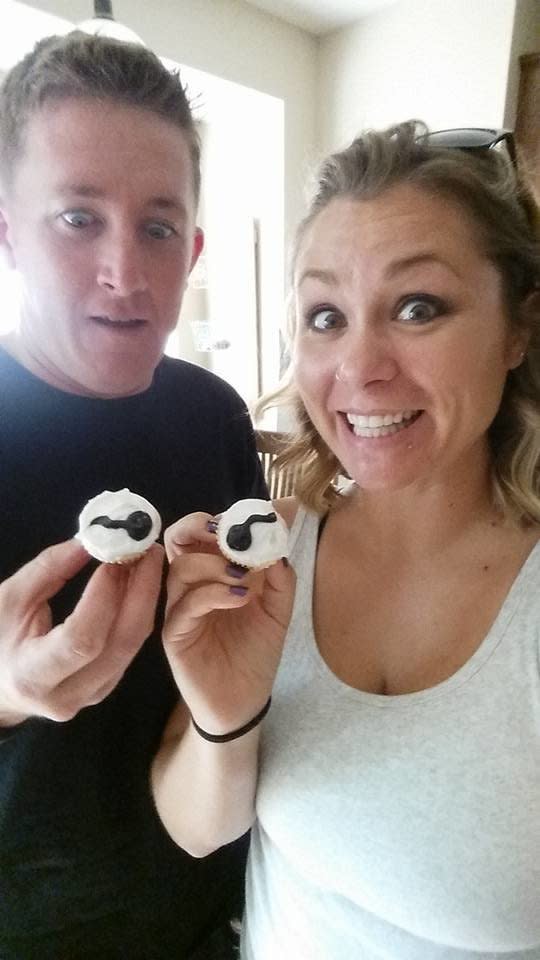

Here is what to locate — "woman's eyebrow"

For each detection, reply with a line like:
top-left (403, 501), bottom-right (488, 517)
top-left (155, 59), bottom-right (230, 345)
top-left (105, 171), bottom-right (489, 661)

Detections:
top-left (297, 268), bottom-right (338, 287)
top-left (386, 253), bottom-right (461, 280)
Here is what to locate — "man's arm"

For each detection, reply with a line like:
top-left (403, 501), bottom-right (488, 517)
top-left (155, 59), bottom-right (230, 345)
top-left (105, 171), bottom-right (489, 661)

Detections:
top-left (227, 399), bottom-right (268, 501)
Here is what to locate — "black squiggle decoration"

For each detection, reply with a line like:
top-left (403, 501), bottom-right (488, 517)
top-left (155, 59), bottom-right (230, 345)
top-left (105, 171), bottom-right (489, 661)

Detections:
top-left (226, 512), bottom-right (277, 552)
top-left (90, 510), bottom-right (152, 542)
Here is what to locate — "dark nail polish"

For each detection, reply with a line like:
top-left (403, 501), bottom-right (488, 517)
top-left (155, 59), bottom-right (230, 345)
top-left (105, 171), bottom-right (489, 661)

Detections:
top-left (226, 563), bottom-right (246, 579)
top-left (230, 585), bottom-right (248, 596)
top-left (206, 520), bottom-right (218, 533)
top-left (282, 557), bottom-right (289, 568)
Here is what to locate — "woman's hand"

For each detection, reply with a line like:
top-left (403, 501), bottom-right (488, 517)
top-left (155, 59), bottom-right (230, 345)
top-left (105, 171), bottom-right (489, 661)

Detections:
top-left (163, 512), bottom-right (295, 736)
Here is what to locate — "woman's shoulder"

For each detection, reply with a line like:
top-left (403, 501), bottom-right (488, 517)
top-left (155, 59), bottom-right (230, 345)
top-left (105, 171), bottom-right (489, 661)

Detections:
top-left (273, 496), bottom-right (300, 529)
top-left (273, 494), bottom-right (346, 530)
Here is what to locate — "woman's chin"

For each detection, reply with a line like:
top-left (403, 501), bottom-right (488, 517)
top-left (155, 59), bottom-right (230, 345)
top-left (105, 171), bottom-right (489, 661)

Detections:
top-left (332, 409), bottom-right (432, 491)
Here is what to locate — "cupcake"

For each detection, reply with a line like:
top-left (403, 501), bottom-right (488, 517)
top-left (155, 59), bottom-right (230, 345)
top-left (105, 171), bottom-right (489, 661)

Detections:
top-left (77, 488), bottom-right (161, 563)
top-left (216, 498), bottom-right (289, 570)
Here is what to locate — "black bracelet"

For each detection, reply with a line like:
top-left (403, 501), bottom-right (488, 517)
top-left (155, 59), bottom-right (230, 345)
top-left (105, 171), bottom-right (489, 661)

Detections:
top-left (191, 698), bottom-right (272, 743)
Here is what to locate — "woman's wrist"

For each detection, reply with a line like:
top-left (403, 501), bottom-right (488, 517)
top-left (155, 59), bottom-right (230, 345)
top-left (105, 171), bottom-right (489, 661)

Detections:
top-left (191, 698), bottom-right (272, 743)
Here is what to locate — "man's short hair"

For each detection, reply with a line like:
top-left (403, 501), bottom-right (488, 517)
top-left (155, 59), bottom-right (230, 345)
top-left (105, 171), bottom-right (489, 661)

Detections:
top-left (0, 30), bottom-right (201, 202)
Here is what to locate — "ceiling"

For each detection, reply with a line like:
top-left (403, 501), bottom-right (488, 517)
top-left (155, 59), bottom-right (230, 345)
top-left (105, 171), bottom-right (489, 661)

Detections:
top-left (244, 0), bottom-right (397, 35)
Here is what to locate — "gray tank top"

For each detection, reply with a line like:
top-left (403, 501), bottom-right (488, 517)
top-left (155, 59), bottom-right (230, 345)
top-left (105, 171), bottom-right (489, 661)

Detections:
top-left (242, 508), bottom-right (540, 959)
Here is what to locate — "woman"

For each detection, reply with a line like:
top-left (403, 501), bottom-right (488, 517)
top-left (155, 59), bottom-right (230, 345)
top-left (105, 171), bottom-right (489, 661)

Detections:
top-left (153, 122), bottom-right (540, 958)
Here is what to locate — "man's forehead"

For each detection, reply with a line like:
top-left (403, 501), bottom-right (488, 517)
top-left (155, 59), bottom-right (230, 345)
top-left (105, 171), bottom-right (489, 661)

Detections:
top-left (24, 96), bottom-right (188, 147)
top-left (12, 98), bottom-right (196, 205)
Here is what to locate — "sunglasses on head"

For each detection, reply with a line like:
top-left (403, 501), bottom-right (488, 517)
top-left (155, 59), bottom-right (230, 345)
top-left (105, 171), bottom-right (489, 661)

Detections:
top-left (417, 127), bottom-right (517, 164)
top-left (417, 126), bottom-right (540, 233)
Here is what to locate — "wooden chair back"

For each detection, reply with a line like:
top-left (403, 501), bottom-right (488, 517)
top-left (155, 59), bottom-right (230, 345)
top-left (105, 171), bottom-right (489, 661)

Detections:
top-left (255, 429), bottom-right (299, 499)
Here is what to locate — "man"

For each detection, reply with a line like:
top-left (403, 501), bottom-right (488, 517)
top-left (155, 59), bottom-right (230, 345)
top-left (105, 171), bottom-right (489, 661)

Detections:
top-left (0, 31), bottom-right (266, 960)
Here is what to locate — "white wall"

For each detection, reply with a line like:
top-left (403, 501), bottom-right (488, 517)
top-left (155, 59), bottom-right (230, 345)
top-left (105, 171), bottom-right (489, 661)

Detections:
top-left (16, 0), bottom-right (318, 253)
top-left (317, 0), bottom-right (519, 156)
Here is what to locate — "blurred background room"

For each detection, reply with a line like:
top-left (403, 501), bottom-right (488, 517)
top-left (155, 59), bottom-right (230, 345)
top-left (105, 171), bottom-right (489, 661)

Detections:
top-left (1, 0), bottom-right (538, 424)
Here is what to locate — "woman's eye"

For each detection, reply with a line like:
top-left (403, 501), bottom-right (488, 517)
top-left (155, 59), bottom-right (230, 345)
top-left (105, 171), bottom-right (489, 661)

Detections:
top-left (396, 296), bottom-right (445, 325)
top-left (307, 307), bottom-right (344, 332)
top-left (146, 221), bottom-right (176, 240)
top-left (61, 210), bottom-right (95, 229)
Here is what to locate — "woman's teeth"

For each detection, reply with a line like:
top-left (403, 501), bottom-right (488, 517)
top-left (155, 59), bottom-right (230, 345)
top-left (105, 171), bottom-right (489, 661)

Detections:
top-left (346, 410), bottom-right (420, 438)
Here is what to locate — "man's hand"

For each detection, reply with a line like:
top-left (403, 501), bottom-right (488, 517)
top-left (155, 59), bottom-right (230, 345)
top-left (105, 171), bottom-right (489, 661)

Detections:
top-left (0, 539), bottom-right (164, 726)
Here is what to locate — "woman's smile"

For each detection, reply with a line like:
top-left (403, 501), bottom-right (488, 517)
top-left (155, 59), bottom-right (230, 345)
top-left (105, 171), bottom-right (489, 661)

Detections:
top-left (344, 409), bottom-right (422, 438)
top-left (293, 184), bottom-right (522, 493)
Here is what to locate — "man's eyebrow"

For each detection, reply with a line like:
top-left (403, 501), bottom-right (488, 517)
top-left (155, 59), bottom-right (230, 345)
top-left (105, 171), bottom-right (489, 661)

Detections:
top-left (297, 268), bottom-right (339, 286)
top-left (147, 196), bottom-right (188, 216)
top-left (56, 183), bottom-right (104, 199)
top-left (57, 184), bottom-right (188, 216)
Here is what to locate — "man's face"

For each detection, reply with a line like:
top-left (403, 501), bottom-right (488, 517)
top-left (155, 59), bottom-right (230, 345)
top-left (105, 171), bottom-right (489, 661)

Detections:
top-left (0, 97), bottom-right (203, 397)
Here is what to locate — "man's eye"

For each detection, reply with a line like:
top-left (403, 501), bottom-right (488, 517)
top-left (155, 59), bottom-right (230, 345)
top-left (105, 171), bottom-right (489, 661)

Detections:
top-left (146, 222), bottom-right (176, 240)
top-left (307, 307), bottom-right (344, 332)
top-left (396, 296), bottom-right (445, 325)
top-left (61, 210), bottom-right (95, 228)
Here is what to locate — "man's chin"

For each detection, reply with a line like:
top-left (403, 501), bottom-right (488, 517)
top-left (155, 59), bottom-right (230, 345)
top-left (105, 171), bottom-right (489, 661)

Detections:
top-left (89, 375), bottom-right (155, 399)
top-left (74, 362), bottom-right (160, 399)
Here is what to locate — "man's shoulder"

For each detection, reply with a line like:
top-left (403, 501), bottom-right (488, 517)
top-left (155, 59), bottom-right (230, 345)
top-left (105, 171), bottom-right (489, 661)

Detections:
top-left (156, 357), bottom-right (246, 410)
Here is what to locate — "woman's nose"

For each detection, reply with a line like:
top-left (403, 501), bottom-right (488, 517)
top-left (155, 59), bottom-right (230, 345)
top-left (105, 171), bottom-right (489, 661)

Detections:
top-left (334, 328), bottom-right (399, 387)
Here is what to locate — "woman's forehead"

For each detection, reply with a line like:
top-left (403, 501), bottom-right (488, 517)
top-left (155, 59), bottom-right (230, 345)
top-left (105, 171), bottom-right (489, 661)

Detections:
top-left (294, 185), bottom-right (484, 280)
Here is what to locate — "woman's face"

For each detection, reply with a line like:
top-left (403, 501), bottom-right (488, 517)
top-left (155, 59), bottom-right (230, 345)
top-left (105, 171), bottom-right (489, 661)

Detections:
top-left (293, 184), bottom-right (525, 493)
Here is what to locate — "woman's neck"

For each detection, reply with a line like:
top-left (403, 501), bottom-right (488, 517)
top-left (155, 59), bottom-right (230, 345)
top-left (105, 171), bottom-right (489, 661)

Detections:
top-left (340, 446), bottom-right (506, 557)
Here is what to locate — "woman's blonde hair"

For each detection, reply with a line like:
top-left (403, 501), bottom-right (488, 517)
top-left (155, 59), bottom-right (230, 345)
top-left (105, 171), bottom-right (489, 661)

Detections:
top-left (257, 121), bottom-right (540, 522)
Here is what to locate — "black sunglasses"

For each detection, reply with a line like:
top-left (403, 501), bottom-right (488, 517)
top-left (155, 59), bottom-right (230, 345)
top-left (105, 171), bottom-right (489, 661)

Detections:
top-left (416, 126), bottom-right (540, 232)
top-left (417, 127), bottom-right (517, 165)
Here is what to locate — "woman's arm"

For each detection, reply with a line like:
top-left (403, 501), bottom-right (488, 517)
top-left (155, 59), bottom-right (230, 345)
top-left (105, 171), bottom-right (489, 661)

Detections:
top-left (151, 509), bottom-right (295, 857)
top-left (152, 701), bottom-right (260, 857)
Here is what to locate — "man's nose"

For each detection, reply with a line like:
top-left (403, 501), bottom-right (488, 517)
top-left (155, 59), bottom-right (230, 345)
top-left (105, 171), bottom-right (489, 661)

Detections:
top-left (335, 326), bottom-right (399, 387)
top-left (96, 233), bottom-right (148, 297)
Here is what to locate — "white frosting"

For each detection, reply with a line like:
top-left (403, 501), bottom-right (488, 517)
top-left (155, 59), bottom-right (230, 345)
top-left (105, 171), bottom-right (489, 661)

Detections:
top-left (217, 498), bottom-right (289, 569)
top-left (77, 488), bottom-right (161, 563)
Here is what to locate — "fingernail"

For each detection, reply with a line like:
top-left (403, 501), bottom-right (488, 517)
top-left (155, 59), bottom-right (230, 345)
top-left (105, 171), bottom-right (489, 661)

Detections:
top-left (282, 557), bottom-right (289, 568)
top-left (206, 520), bottom-right (218, 533)
top-left (230, 585), bottom-right (248, 596)
top-left (226, 563), bottom-right (247, 579)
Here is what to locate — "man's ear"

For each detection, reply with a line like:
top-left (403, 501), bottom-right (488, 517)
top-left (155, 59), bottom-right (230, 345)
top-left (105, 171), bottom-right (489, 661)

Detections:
top-left (0, 206), bottom-right (16, 269)
top-left (189, 227), bottom-right (204, 274)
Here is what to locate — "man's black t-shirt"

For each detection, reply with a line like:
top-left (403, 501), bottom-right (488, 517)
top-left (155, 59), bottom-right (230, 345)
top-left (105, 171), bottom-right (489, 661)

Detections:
top-left (0, 348), bottom-right (267, 959)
